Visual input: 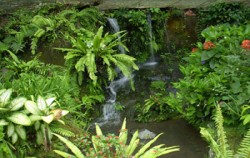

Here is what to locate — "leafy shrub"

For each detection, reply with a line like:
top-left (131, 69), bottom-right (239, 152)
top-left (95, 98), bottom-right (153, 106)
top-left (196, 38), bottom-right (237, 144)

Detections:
top-left (167, 24), bottom-right (250, 127)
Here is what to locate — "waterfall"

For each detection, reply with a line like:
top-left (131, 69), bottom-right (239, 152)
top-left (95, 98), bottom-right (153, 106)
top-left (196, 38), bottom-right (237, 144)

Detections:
top-left (144, 13), bottom-right (157, 66)
top-left (147, 13), bottom-right (155, 61)
top-left (107, 18), bottom-right (125, 54)
top-left (98, 18), bottom-right (130, 125)
top-left (102, 76), bottom-right (131, 122)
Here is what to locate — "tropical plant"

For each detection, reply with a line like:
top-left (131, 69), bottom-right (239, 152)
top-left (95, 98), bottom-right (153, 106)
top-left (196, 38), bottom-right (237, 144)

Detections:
top-left (25, 95), bottom-right (70, 151)
top-left (167, 24), bottom-right (250, 127)
top-left (57, 26), bottom-right (139, 86)
top-left (0, 89), bottom-right (30, 144)
top-left (200, 104), bottom-right (250, 158)
top-left (0, 88), bottom-right (71, 154)
top-left (54, 118), bottom-right (179, 158)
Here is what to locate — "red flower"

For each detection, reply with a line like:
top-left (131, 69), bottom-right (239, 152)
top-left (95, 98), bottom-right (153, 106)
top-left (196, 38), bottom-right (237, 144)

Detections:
top-left (241, 40), bottom-right (250, 50)
top-left (191, 48), bottom-right (198, 53)
top-left (203, 41), bottom-right (215, 50)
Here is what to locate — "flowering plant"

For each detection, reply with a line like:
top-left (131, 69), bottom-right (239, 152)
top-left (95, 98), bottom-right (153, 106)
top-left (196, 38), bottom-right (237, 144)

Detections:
top-left (167, 24), bottom-right (250, 127)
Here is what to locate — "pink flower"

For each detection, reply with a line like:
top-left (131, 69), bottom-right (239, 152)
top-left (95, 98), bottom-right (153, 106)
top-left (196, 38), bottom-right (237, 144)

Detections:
top-left (203, 41), bottom-right (215, 50)
top-left (241, 40), bottom-right (250, 50)
top-left (192, 48), bottom-right (198, 53)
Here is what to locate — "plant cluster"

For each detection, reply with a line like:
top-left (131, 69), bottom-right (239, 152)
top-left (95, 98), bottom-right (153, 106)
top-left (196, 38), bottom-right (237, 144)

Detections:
top-left (54, 118), bottom-right (179, 158)
top-left (0, 89), bottom-right (71, 156)
top-left (167, 23), bottom-right (250, 127)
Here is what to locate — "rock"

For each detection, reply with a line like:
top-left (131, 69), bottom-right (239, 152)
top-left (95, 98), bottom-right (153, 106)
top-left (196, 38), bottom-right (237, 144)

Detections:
top-left (138, 129), bottom-right (156, 140)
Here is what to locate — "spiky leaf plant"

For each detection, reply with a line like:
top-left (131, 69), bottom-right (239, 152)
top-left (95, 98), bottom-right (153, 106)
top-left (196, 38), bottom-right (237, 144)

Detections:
top-left (54, 118), bottom-right (179, 158)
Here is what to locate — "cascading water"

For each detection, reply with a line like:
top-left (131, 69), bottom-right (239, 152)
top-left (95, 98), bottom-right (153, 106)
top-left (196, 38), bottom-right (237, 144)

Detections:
top-left (144, 13), bottom-right (157, 66)
top-left (102, 76), bottom-right (132, 123)
top-left (98, 18), bottom-right (131, 125)
top-left (107, 18), bottom-right (125, 54)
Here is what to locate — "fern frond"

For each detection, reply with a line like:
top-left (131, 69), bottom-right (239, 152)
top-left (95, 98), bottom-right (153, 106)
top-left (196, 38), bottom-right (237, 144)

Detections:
top-left (214, 105), bottom-right (233, 158)
top-left (51, 127), bottom-right (75, 137)
top-left (235, 129), bottom-right (250, 158)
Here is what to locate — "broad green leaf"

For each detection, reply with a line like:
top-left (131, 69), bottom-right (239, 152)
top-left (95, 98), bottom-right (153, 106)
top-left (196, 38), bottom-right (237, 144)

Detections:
top-left (0, 119), bottom-right (9, 125)
top-left (54, 150), bottom-right (76, 158)
top-left (12, 133), bottom-right (18, 144)
top-left (53, 133), bottom-right (85, 158)
top-left (7, 112), bottom-right (31, 126)
top-left (126, 130), bottom-right (139, 155)
top-left (30, 115), bottom-right (42, 121)
top-left (46, 97), bottom-right (56, 106)
top-left (0, 89), bottom-right (12, 107)
top-left (0, 108), bottom-right (9, 111)
top-left (10, 97), bottom-right (27, 111)
top-left (15, 126), bottom-right (26, 140)
top-left (34, 121), bottom-right (40, 130)
top-left (119, 118), bottom-right (128, 145)
top-left (25, 100), bottom-right (41, 115)
top-left (7, 123), bottom-right (15, 137)
top-left (36, 130), bottom-right (43, 145)
top-left (201, 51), bottom-right (216, 61)
top-left (135, 133), bottom-right (163, 158)
top-left (95, 123), bottom-right (103, 136)
top-left (61, 110), bottom-right (69, 117)
top-left (37, 96), bottom-right (46, 111)
top-left (93, 26), bottom-right (104, 50)
top-left (41, 114), bottom-right (54, 124)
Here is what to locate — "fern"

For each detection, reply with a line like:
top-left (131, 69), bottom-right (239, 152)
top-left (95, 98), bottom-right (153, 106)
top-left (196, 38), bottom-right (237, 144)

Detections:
top-left (235, 129), bottom-right (250, 158)
top-left (200, 104), bottom-right (250, 158)
top-left (51, 127), bottom-right (75, 137)
top-left (214, 105), bottom-right (233, 158)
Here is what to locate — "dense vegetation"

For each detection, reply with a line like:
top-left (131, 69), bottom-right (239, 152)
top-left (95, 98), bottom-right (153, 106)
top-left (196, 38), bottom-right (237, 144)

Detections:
top-left (0, 2), bottom-right (250, 158)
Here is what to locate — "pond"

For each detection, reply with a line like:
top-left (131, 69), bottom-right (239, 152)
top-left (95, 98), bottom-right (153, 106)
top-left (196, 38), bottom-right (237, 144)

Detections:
top-left (93, 59), bottom-right (208, 158)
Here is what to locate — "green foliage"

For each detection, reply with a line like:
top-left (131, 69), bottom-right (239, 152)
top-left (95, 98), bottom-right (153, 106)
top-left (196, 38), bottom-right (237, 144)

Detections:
top-left (167, 23), bottom-right (250, 126)
top-left (136, 81), bottom-right (177, 122)
top-left (0, 126), bottom-right (16, 158)
top-left (3, 51), bottom-right (44, 77)
top-left (0, 6), bottom-right (104, 55)
top-left (0, 88), bottom-right (70, 156)
top-left (200, 105), bottom-right (250, 158)
top-left (197, 2), bottom-right (250, 41)
top-left (198, 2), bottom-right (250, 27)
top-left (57, 26), bottom-right (138, 86)
top-left (54, 118), bottom-right (179, 157)
top-left (108, 8), bottom-right (169, 62)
